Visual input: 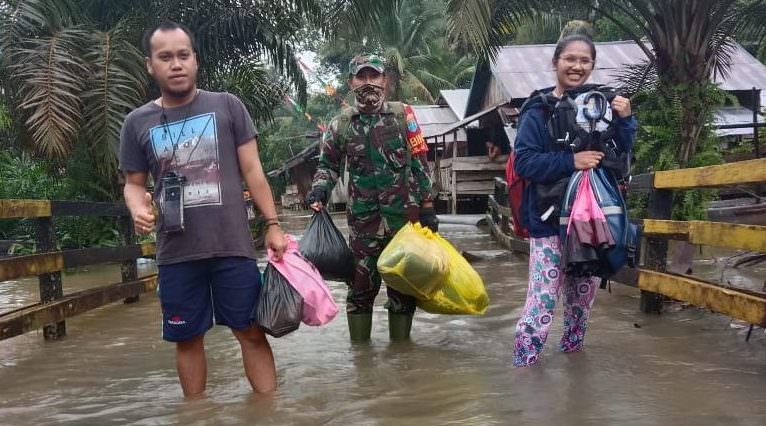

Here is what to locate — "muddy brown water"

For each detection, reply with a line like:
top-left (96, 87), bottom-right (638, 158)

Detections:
top-left (1, 211), bottom-right (765, 425)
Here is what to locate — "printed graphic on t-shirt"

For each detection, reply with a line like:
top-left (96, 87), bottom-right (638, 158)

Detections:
top-left (150, 113), bottom-right (222, 207)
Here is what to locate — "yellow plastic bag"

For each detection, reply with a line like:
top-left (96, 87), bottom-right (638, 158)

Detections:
top-left (417, 232), bottom-right (489, 315)
top-left (377, 223), bottom-right (449, 299)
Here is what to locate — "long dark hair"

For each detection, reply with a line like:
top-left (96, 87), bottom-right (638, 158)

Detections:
top-left (552, 35), bottom-right (596, 63)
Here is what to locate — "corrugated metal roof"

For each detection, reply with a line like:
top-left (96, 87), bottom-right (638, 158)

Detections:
top-left (489, 40), bottom-right (766, 101)
top-left (426, 102), bottom-right (506, 139)
top-left (410, 105), bottom-right (458, 125)
top-left (437, 89), bottom-right (470, 119)
top-left (713, 106), bottom-right (765, 136)
top-left (410, 105), bottom-right (466, 140)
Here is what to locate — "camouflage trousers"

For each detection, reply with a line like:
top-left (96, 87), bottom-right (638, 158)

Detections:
top-left (346, 210), bottom-right (417, 315)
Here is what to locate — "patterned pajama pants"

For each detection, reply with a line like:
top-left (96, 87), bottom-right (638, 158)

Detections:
top-left (513, 236), bottom-right (600, 367)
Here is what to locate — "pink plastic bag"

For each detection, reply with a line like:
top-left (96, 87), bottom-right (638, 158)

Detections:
top-left (268, 234), bottom-right (338, 326)
top-left (566, 170), bottom-right (613, 247)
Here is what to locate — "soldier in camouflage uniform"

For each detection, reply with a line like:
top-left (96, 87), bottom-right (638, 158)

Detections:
top-left (308, 54), bottom-right (438, 341)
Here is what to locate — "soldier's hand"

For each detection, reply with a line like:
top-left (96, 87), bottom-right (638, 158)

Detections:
top-left (419, 206), bottom-right (439, 232)
top-left (306, 188), bottom-right (327, 211)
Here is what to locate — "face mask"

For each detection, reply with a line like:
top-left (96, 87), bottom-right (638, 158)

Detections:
top-left (353, 83), bottom-right (385, 113)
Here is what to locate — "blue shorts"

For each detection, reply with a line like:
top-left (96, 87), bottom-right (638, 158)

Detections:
top-left (157, 257), bottom-right (262, 342)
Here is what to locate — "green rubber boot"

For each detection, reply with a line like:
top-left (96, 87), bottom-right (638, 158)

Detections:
top-left (388, 312), bottom-right (413, 341)
top-left (347, 313), bottom-right (372, 342)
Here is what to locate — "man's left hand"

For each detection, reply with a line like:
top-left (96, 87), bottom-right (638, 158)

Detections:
top-left (265, 225), bottom-right (287, 261)
top-left (419, 206), bottom-right (439, 232)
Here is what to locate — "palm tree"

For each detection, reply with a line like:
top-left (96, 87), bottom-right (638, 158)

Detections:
top-left (323, 0), bottom-right (446, 103)
top-left (446, 0), bottom-right (766, 167)
top-left (408, 39), bottom-right (476, 97)
top-left (0, 0), bottom-right (322, 195)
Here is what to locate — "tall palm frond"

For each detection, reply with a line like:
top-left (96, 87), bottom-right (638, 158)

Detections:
top-left (0, 100), bottom-right (11, 131)
top-left (327, 0), bottom-right (399, 35)
top-left (401, 73), bottom-right (435, 104)
top-left (614, 60), bottom-right (657, 96)
top-left (208, 64), bottom-right (288, 124)
top-left (154, 0), bottom-right (316, 103)
top-left (736, 0), bottom-right (766, 46)
top-left (446, 0), bottom-right (586, 59)
top-left (10, 28), bottom-right (89, 159)
top-left (1, 0), bottom-right (80, 50)
top-left (512, 11), bottom-right (567, 45)
top-left (81, 22), bottom-right (147, 179)
top-left (1, 0), bottom-right (326, 184)
top-left (408, 43), bottom-right (476, 96)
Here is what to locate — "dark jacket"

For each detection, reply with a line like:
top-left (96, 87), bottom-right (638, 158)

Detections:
top-left (514, 88), bottom-right (638, 238)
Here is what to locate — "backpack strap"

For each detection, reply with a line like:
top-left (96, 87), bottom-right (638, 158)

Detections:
top-left (547, 95), bottom-right (578, 151)
top-left (388, 101), bottom-right (409, 144)
top-left (387, 101), bottom-right (413, 194)
top-left (336, 106), bottom-right (355, 141)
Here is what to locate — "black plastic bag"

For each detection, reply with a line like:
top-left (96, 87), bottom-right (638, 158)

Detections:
top-left (254, 264), bottom-right (303, 337)
top-left (299, 209), bottom-right (355, 281)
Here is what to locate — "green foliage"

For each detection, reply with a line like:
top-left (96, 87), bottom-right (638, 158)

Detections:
top-left (0, 150), bottom-right (126, 252)
top-left (0, 0), bottom-right (324, 199)
top-left (630, 82), bottom-right (732, 220)
top-left (511, 12), bottom-right (568, 45)
top-left (0, 151), bottom-right (66, 200)
top-left (0, 100), bottom-right (11, 131)
top-left (322, 0), bottom-right (475, 103)
top-left (258, 91), bottom-right (342, 176)
top-left (592, 14), bottom-right (644, 42)
top-left (446, 0), bottom-right (766, 168)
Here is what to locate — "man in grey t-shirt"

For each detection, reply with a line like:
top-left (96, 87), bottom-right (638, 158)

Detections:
top-left (119, 21), bottom-right (286, 397)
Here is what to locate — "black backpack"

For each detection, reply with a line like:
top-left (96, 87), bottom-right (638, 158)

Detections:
top-left (518, 84), bottom-right (629, 226)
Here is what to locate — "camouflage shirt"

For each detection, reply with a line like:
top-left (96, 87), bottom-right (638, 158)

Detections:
top-left (312, 102), bottom-right (434, 217)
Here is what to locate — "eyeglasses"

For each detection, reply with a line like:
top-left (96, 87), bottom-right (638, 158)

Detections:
top-left (559, 56), bottom-right (594, 68)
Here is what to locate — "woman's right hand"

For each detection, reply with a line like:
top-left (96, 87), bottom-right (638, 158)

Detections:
top-left (574, 150), bottom-right (605, 170)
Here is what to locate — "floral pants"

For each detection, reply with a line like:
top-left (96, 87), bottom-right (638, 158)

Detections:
top-left (513, 236), bottom-right (600, 367)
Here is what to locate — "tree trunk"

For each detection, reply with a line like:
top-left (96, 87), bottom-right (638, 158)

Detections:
top-left (385, 68), bottom-right (402, 102)
top-left (676, 78), bottom-right (710, 168)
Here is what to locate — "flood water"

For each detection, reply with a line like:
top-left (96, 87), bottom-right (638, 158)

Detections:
top-left (1, 211), bottom-right (765, 425)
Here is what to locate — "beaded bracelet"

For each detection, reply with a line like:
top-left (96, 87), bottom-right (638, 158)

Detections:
top-left (264, 217), bottom-right (281, 228)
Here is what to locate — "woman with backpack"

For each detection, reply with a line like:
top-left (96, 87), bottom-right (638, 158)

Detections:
top-left (512, 34), bottom-right (637, 367)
